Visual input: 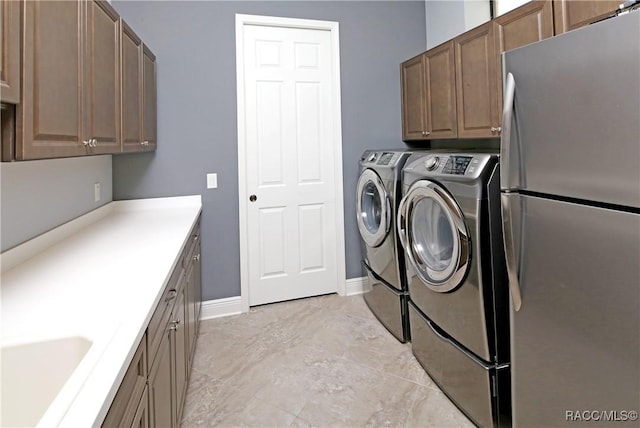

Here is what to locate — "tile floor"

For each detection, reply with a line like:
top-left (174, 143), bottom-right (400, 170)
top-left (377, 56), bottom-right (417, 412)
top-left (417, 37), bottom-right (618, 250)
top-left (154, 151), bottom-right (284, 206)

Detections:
top-left (180, 293), bottom-right (474, 427)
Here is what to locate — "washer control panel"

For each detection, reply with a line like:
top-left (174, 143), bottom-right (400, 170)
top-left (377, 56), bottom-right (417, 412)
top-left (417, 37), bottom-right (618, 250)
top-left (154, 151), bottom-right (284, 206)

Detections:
top-left (442, 156), bottom-right (473, 175)
top-left (360, 151), bottom-right (403, 167)
top-left (406, 153), bottom-right (495, 180)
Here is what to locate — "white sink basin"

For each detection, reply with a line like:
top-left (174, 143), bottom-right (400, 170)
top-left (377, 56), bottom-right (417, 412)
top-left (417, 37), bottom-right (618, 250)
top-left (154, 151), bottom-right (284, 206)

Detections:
top-left (1, 336), bottom-right (92, 427)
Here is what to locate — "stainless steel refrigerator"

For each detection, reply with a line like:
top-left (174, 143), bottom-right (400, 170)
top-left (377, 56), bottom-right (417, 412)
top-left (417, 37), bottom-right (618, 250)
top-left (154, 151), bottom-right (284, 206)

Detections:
top-left (500, 11), bottom-right (640, 428)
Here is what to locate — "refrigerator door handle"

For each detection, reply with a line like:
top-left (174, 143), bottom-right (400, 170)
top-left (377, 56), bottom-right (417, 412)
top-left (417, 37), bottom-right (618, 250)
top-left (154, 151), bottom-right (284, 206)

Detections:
top-left (500, 72), bottom-right (516, 190)
top-left (501, 192), bottom-right (523, 311)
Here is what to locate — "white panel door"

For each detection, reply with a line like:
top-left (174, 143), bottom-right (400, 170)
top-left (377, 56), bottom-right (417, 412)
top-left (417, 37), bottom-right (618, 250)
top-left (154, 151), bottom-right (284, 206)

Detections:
top-left (242, 24), bottom-right (338, 306)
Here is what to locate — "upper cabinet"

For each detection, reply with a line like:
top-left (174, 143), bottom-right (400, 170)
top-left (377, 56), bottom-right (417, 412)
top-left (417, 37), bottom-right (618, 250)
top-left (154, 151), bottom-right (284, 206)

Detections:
top-left (121, 21), bottom-right (143, 153)
top-left (454, 22), bottom-right (500, 139)
top-left (86, 0), bottom-right (121, 155)
top-left (1, 0), bottom-right (21, 104)
top-left (142, 45), bottom-right (157, 151)
top-left (553, 0), bottom-right (619, 34)
top-left (401, 42), bottom-right (458, 141)
top-left (401, 54), bottom-right (427, 140)
top-left (401, 0), bottom-right (609, 141)
top-left (121, 23), bottom-right (157, 153)
top-left (18, 1), bottom-right (87, 159)
top-left (2, 0), bottom-right (157, 161)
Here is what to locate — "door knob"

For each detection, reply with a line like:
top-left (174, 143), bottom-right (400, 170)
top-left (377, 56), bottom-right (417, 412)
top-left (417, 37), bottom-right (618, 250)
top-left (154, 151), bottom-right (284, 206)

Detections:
top-left (249, 195), bottom-right (257, 202)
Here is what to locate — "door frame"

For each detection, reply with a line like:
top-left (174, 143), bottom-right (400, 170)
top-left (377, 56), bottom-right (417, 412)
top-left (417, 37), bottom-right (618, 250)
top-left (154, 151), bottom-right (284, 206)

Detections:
top-left (235, 14), bottom-right (346, 313)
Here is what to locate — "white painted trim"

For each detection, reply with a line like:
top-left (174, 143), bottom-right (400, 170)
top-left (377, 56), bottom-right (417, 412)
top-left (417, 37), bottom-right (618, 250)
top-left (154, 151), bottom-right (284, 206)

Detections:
top-left (235, 14), bottom-right (346, 312)
top-left (345, 276), bottom-right (371, 296)
top-left (200, 296), bottom-right (243, 320)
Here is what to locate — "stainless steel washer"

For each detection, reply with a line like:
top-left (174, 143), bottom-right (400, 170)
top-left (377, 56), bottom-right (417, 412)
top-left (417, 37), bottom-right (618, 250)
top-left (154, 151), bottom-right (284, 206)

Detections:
top-left (356, 150), bottom-right (414, 342)
top-left (398, 151), bottom-right (510, 427)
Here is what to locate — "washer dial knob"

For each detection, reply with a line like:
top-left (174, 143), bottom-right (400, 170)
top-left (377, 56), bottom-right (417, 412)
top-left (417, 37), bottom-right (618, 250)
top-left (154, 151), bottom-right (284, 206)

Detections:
top-left (425, 156), bottom-right (440, 171)
top-left (367, 153), bottom-right (378, 163)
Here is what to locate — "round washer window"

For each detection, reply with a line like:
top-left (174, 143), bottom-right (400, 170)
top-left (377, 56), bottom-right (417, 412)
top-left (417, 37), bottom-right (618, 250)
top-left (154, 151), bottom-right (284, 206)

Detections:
top-left (410, 197), bottom-right (454, 273)
top-left (361, 181), bottom-right (382, 235)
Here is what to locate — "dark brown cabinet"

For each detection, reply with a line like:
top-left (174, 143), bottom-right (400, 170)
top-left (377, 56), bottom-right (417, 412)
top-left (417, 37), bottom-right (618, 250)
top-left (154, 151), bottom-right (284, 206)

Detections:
top-left (495, 0), bottom-right (554, 119)
top-left (400, 1), bottom-right (566, 141)
top-left (553, 0), bottom-right (619, 34)
top-left (401, 54), bottom-right (427, 140)
top-left (121, 24), bottom-right (157, 153)
top-left (18, 1), bottom-right (86, 159)
top-left (103, 335), bottom-right (148, 427)
top-left (3, 0), bottom-right (156, 161)
top-left (1, 0), bottom-right (20, 104)
top-left (185, 223), bottom-right (202, 364)
top-left (121, 21), bottom-right (143, 153)
top-left (103, 217), bottom-right (202, 428)
top-left (401, 42), bottom-right (457, 142)
top-left (17, 0), bottom-right (122, 160)
top-left (142, 45), bottom-right (157, 151)
top-left (454, 21), bottom-right (500, 139)
top-left (86, 0), bottom-right (121, 155)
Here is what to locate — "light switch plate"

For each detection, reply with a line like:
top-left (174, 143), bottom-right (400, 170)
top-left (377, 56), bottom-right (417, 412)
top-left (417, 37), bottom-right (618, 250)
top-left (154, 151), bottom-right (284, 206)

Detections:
top-left (207, 173), bottom-right (218, 189)
top-left (94, 182), bottom-right (101, 202)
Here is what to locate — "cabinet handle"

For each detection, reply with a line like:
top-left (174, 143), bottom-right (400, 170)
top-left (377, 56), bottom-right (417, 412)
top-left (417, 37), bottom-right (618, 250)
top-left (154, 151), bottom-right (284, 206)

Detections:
top-left (165, 289), bottom-right (178, 302)
top-left (491, 126), bottom-right (502, 134)
top-left (169, 319), bottom-right (181, 331)
top-left (421, 131), bottom-right (430, 137)
top-left (141, 140), bottom-right (149, 147)
top-left (82, 140), bottom-right (91, 147)
top-left (91, 138), bottom-right (98, 148)
top-left (193, 254), bottom-right (200, 262)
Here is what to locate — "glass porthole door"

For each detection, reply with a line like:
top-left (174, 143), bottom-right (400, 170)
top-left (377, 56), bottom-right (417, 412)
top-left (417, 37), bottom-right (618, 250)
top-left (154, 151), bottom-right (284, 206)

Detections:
top-left (397, 180), bottom-right (470, 292)
top-left (356, 169), bottom-right (390, 247)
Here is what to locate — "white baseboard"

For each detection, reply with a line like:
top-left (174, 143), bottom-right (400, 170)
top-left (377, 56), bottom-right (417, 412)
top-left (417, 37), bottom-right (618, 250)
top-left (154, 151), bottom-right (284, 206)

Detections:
top-left (345, 276), bottom-right (370, 296)
top-left (204, 278), bottom-right (368, 320)
top-left (200, 296), bottom-right (243, 320)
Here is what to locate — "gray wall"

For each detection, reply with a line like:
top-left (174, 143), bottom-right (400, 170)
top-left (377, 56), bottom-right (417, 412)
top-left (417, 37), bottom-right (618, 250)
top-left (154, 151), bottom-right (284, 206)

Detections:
top-left (0, 156), bottom-right (113, 252)
top-left (111, 1), bottom-right (426, 301)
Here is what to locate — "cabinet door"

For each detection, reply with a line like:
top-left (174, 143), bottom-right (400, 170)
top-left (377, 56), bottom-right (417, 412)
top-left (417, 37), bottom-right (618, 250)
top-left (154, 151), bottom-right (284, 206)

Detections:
top-left (495, 1), bottom-right (554, 123)
top-left (148, 325), bottom-right (174, 428)
top-left (1, 0), bottom-right (20, 104)
top-left (553, 0), bottom-right (619, 34)
top-left (120, 20), bottom-right (142, 152)
top-left (18, 1), bottom-right (87, 160)
top-left (172, 284), bottom-right (188, 427)
top-left (85, 0), bottom-right (120, 154)
top-left (454, 21), bottom-right (500, 139)
top-left (131, 386), bottom-right (150, 428)
top-left (102, 334), bottom-right (147, 427)
top-left (141, 44), bottom-right (157, 151)
top-left (424, 41), bottom-right (457, 139)
top-left (186, 240), bottom-right (201, 364)
top-left (401, 54), bottom-right (427, 141)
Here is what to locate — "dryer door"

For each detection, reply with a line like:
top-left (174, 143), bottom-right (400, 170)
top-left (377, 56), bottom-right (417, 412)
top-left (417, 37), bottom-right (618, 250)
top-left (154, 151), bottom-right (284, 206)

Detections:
top-left (398, 180), bottom-right (470, 292)
top-left (356, 169), bottom-right (390, 247)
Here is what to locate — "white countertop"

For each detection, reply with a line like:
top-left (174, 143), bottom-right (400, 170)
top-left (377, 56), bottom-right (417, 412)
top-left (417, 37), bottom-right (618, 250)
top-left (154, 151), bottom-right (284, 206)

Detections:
top-left (0, 195), bottom-right (202, 427)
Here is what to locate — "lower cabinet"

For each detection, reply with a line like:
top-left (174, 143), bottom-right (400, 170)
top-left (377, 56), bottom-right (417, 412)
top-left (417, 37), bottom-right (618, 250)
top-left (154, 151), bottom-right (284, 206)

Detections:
top-left (104, 217), bottom-right (201, 428)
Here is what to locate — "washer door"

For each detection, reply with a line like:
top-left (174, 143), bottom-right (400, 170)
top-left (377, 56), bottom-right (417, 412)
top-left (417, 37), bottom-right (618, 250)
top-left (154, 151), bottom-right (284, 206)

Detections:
top-left (356, 169), bottom-right (390, 247)
top-left (398, 180), bottom-right (470, 292)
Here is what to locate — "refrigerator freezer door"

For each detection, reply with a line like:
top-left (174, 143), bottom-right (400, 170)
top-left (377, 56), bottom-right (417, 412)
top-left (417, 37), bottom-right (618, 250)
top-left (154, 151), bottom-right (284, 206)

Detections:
top-left (511, 195), bottom-right (640, 427)
top-left (502, 12), bottom-right (640, 208)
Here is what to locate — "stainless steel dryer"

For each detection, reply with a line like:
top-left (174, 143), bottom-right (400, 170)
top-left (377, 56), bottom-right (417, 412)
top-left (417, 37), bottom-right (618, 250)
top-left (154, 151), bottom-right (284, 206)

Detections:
top-left (356, 150), bottom-right (413, 342)
top-left (397, 151), bottom-right (510, 427)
